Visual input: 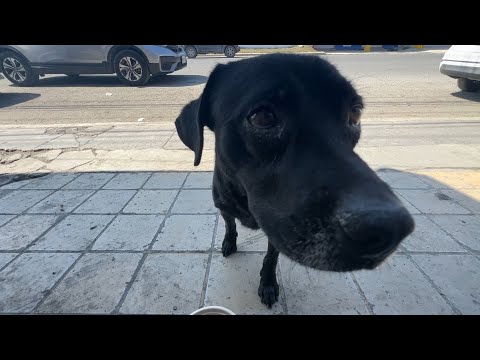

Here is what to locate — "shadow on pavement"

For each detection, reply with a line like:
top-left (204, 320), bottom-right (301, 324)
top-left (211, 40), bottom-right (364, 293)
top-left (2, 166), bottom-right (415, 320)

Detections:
top-left (0, 93), bottom-right (41, 109)
top-left (451, 91), bottom-right (480, 102)
top-left (7, 74), bottom-right (208, 88)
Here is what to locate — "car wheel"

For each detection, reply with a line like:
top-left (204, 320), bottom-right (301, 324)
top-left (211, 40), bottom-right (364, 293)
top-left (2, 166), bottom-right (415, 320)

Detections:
top-left (0, 51), bottom-right (39, 86)
top-left (185, 46), bottom-right (197, 58)
top-left (224, 46), bottom-right (236, 58)
top-left (457, 78), bottom-right (480, 92)
top-left (113, 50), bottom-right (150, 86)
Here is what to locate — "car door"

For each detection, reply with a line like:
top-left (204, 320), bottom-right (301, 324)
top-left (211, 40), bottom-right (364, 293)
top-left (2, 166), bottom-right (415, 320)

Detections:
top-left (62, 45), bottom-right (112, 73)
top-left (65, 45), bottom-right (110, 64)
top-left (200, 45), bottom-right (223, 54)
top-left (10, 45), bottom-right (69, 64)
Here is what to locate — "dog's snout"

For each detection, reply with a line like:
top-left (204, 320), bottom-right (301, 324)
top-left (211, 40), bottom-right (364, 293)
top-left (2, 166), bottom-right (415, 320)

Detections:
top-left (339, 206), bottom-right (415, 258)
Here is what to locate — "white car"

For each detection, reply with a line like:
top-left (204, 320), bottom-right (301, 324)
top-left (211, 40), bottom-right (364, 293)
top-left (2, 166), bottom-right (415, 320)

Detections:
top-left (440, 45), bottom-right (480, 92)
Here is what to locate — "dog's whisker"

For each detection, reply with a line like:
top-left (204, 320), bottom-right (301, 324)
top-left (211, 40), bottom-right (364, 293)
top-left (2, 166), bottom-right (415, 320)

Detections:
top-left (305, 266), bottom-right (313, 283)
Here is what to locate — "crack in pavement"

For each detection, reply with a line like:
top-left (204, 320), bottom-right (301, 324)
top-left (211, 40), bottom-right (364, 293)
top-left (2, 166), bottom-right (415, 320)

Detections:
top-left (68, 159), bottom-right (95, 171)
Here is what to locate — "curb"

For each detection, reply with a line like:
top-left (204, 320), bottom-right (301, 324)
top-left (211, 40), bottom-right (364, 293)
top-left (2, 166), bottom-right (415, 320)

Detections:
top-left (198, 49), bottom-right (448, 58)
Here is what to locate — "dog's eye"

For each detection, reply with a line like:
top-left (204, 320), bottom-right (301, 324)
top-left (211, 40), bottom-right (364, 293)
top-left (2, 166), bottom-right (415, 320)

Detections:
top-left (248, 108), bottom-right (277, 129)
top-left (349, 105), bottom-right (363, 126)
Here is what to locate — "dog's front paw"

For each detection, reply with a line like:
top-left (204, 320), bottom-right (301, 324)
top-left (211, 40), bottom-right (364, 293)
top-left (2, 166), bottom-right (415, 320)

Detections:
top-left (258, 281), bottom-right (279, 308)
top-left (222, 240), bottom-right (237, 257)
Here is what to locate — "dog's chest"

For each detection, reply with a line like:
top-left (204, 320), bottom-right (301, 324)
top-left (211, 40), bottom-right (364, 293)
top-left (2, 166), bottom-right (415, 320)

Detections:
top-left (212, 172), bottom-right (259, 230)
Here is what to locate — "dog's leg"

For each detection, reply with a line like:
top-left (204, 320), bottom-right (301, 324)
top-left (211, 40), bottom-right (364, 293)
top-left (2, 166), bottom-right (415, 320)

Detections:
top-left (258, 241), bottom-right (280, 308)
top-left (221, 211), bottom-right (238, 257)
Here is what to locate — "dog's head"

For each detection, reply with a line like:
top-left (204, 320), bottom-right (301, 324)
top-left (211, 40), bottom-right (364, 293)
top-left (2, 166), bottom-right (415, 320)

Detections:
top-left (176, 54), bottom-right (414, 272)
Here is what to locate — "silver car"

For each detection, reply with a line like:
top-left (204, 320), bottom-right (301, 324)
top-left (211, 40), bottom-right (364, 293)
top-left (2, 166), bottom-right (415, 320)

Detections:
top-left (439, 45), bottom-right (480, 92)
top-left (183, 45), bottom-right (240, 58)
top-left (0, 45), bottom-right (187, 86)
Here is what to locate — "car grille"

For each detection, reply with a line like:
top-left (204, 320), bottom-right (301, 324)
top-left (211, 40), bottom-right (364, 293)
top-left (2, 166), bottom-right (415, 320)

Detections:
top-left (160, 56), bottom-right (179, 71)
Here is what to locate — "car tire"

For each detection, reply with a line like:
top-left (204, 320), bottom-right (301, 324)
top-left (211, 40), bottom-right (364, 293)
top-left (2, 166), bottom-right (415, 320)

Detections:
top-left (457, 78), bottom-right (480, 92)
top-left (224, 46), bottom-right (236, 58)
top-left (113, 50), bottom-right (150, 86)
top-left (0, 51), bottom-right (39, 86)
top-left (185, 46), bottom-right (197, 59)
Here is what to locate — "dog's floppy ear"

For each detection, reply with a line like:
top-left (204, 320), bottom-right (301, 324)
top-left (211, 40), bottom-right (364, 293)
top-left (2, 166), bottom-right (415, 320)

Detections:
top-left (175, 98), bottom-right (204, 166)
top-left (175, 64), bottom-right (224, 166)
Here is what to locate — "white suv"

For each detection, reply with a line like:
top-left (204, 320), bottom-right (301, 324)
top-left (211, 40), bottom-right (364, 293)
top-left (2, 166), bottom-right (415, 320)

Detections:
top-left (440, 45), bottom-right (480, 92)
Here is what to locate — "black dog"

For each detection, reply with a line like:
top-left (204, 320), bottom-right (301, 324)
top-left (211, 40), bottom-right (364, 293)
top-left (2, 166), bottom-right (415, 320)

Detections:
top-left (175, 54), bottom-right (415, 308)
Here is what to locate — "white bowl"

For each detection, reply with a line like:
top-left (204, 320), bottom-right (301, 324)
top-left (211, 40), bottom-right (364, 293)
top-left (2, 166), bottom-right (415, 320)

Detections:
top-left (190, 306), bottom-right (236, 315)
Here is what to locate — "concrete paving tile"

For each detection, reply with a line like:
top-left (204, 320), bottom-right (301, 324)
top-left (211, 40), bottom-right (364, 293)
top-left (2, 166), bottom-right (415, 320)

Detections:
top-left (120, 253), bottom-right (208, 314)
top-left (0, 253), bottom-right (80, 313)
top-left (37, 253), bottom-right (141, 314)
top-left (354, 255), bottom-right (454, 314)
top-left (153, 214), bottom-right (216, 251)
top-left (413, 254), bottom-right (480, 314)
top-left (92, 215), bottom-right (164, 250)
top-left (30, 215), bottom-right (114, 251)
top-left (0, 215), bottom-right (59, 250)
top-left (123, 190), bottom-right (177, 214)
top-left (27, 190), bottom-right (93, 214)
top-left (74, 190), bottom-right (136, 214)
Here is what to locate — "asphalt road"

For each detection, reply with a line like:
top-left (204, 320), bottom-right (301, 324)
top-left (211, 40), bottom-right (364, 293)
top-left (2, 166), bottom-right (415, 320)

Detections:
top-left (1, 52), bottom-right (479, 149)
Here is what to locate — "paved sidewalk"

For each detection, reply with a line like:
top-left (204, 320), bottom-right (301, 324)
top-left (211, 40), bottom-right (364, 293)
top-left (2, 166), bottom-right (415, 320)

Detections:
top-left (0, 169), bottom-right (479, 314)
top-left (0, 124), bottom-right (216, 173)
top-left (3, 122), bottom-right (480, 174)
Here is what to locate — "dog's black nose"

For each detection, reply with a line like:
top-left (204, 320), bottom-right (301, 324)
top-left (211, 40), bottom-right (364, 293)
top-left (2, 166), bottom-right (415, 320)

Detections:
top-left (339, 206), bottom-right (415, 258)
